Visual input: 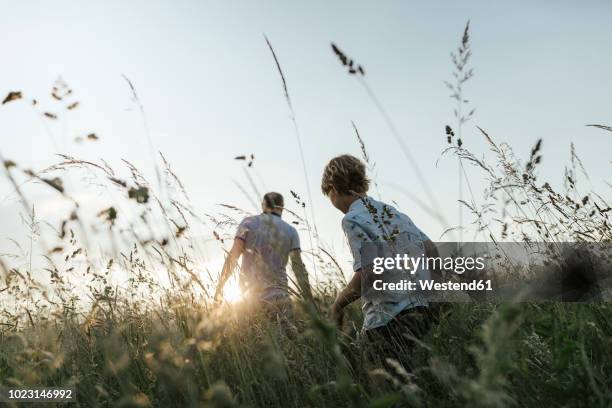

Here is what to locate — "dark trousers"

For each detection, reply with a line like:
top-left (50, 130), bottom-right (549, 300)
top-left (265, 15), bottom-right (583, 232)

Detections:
top-left (261, 297), bottom-right (296, 338)
top-left (365, 306), bottom-right (432, 370)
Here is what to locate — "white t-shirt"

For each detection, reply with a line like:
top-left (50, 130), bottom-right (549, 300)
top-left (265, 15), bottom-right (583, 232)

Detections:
top-left (235, 212), bottom-right (300, 301)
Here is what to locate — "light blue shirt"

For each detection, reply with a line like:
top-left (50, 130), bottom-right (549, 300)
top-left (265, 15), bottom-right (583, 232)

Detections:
top-left (342, 196), bottom-right (430, 330)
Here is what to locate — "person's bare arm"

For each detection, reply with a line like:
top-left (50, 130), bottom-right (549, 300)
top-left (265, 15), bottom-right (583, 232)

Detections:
top-left (289, 249), bottom-right (313, 303)
top-left (330, 270), bottom-right (362, 327)
top-left (214, 238), bottom-right (245, 301)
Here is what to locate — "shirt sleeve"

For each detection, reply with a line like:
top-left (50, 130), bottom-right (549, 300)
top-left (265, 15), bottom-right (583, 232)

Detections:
top-left (342, 217), bottom-right (372, 272)
top-left (235, 217), bottom-right (251, 241)
top-left (290, 227), bottom-right (301, 251)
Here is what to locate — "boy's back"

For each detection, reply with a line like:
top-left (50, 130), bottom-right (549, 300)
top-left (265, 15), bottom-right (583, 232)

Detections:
top-left (342, 196), bottom-right (430, 329)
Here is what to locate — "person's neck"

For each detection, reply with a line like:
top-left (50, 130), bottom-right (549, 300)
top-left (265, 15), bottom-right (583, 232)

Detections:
top-left (264, 209), bottom-right (282, 217)
top-left (343, 194), bottom-right (366, 213)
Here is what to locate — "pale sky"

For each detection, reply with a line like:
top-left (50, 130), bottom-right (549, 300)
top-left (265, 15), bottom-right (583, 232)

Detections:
top-left (1, 0), bottom-right (611, 279)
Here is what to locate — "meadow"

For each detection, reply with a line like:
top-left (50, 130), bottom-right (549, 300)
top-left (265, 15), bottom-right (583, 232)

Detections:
top-left (1, 22), bottom-right (611, 408)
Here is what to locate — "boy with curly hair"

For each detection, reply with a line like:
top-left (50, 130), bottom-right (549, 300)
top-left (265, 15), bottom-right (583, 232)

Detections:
top-left (321, 154), bottom-right (437, 363)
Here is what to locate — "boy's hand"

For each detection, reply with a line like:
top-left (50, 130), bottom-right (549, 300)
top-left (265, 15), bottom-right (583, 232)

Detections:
top-left (329, 271), bottom-right (361, 328)
top-left (330, 302), bottom-right (345, 327)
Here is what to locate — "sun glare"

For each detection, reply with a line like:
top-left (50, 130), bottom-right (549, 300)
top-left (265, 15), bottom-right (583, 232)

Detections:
top-left (223, 280), bottom-right (243, 303)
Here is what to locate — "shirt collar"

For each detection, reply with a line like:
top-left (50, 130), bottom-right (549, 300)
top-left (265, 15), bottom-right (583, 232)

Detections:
top-left (347, 196), bottom-right (369, 213)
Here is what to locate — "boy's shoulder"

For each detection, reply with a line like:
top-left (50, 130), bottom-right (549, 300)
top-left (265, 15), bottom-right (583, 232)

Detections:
top-left (342, 197), bottom-right (400, 220)
top-left (341, 197), bottom-right (378, 232)
top-left (341, 201), bottom-right (365, 227)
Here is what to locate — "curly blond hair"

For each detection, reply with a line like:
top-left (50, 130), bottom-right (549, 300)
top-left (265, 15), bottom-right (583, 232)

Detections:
top-left (321, 154), bottom-right (370, 196)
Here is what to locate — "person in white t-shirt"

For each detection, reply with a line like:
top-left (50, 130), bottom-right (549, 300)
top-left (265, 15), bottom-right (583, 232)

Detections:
top-left (215, 192), bottom-right (312, 318)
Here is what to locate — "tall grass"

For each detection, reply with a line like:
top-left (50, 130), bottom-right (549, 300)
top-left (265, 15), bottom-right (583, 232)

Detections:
top-left (445, 20), bottom-right (476, 242)
top-left (1, 22), bottom-right (611, 408)
top-left (330, 42), bottom-right (450, 232)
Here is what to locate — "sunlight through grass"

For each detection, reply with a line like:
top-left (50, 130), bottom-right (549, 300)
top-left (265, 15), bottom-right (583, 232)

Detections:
top-left (223, 279), bottom-right (243, 303)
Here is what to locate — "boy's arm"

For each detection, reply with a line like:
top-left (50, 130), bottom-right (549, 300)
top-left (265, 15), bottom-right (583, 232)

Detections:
top-left (331, 270), bottom-right (362, 326)
top-left (331, 218), bottom-right (368, 326)
top-left (214, 238), bottom-right (245, 301)
top-left (289, 249), bottom-right (314, 303)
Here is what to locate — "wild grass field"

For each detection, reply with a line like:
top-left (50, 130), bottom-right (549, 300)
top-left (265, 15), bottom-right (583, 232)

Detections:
top-left (1, 22), bottom-right (611, 408)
